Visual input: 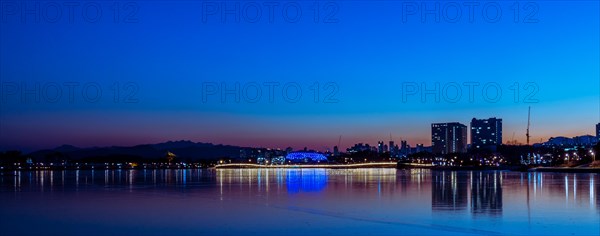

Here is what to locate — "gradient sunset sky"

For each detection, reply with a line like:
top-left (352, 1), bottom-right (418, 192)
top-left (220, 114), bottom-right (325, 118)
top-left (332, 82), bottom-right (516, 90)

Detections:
top-left (1, 1), bottom-right (599, 152)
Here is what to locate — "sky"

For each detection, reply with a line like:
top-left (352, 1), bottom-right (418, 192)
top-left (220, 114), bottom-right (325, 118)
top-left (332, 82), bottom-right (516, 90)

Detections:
top-left (0, 0), bottom-right (599, 152)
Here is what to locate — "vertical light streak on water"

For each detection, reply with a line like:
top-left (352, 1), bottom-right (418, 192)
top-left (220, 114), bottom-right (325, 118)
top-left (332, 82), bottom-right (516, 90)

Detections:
top-left (533, 173), bottom-right (539, 196)
top-left (416, 169), bottom-right (422, 192)
top-left (265, 169), bottom-right (269, 193)
top-left (573, 174), bottom-right (577, 204)
top-left (468, 171), bottom-right (473, 211)
top-left (127, 170), bottom-right (131, 191)
top-left (479, 172), bottom-right (483, 209)
top-left (258, 169), bottom-right (262, 192)
top-left (344, 170), bottom-right (348, 189)
top-left (590, 175), bottom-right (595, 209)
top-left (378, 172), bottom-right (382, 197)
top-left (153, 169), bottom-right (157, 185)
top-left (13, 171), bottom-right (18, 192)
top-left (494, 172), bottom-right (497, 196)
top-left (247, 169), bottom-right (251, 191)
top-left (539, 173), bottom-right (543, 193)
top-left (50, 171), bottom-right (53, 190)
top-left (219, 170), bottom-right (223, 201)
top-left (363, 169), bottom-right (367, 190)
top-left (40, 171), bottom-right (44, 192)
top-left (14, 171), bottom-right (21, 193)
top-left (131, 170), bottom-right (135, 187)
top-left (276, 169), bottom-right (282, 190)
top-left (452, 172), bottom-right (457, 207)
top-left (565, 175), bottom-right (569, 206)
top-left (75, 170), bottom-right (79, 189)
top-left (182, 169), bottom-right (187, 186)
top-left (349, 170), bottom-right (354, 189)
top-left (104, 169), bottom-right (109, 185)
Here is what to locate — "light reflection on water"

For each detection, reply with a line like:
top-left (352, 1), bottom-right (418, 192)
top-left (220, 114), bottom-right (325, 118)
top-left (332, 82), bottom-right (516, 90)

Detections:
top-left (0, 169), bottom-right (598, 235)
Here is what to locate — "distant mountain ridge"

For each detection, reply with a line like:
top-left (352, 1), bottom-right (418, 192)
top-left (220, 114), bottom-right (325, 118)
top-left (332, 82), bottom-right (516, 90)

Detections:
top-left (28, 140), bottom-right (243, 161)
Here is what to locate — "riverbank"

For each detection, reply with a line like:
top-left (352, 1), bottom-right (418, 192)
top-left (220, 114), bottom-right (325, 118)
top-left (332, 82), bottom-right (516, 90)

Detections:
top-left (396, 163), bottom-right (524, 171)
top-left (3, 163), bottom-right (598, 172)
top-left (528, 167), bottom-right (600, 173)
top-left (396, 163), bottom-right (600, 173)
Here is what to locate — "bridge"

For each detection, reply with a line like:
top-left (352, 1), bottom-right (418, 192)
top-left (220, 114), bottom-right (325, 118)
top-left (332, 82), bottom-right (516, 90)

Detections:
top-left (214, 162), bottom-right (399, 169)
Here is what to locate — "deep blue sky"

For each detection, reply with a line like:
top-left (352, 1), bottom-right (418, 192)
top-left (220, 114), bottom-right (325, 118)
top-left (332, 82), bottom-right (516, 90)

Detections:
top-left (1, 0), bottom-right (599, 151)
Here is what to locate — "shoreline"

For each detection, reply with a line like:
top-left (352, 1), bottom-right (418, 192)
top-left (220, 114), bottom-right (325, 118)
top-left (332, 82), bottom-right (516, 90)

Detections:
top-left (1, 163), bottom-right (598, 173)
top-left (396, 163), bottom-right (600, 173)
top-left (527, 167), bottom-right (600, 173)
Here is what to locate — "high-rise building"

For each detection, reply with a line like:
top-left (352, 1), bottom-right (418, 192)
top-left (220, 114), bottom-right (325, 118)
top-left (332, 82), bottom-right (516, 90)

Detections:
top-left (377, 141), bottom-right (384, 154)
top-left (596, 123), bottom-right (600, 138)
top-left (470, 117), bottom-right (503, 151)
top-left (432, 122), bottom-right (467, 154)
top-left (400, 140), bottom-right (408, 155)
top-left (393, 144), bottom-right (400, 157)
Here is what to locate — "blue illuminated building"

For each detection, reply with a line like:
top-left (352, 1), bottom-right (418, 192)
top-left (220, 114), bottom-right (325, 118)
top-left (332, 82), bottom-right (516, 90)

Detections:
top-left (286, 152), bottom-right (328, 163)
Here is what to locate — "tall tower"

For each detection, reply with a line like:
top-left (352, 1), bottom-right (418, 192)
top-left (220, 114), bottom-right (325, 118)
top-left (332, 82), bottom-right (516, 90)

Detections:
top-left (471, 117), bottom-right (503, 151)
top-left (432, 122), bottom-right (467, 154)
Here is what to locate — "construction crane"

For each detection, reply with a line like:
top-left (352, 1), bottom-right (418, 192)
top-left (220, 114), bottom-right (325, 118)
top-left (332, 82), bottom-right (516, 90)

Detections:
top-left (526, 106), bottom-right (531, 145)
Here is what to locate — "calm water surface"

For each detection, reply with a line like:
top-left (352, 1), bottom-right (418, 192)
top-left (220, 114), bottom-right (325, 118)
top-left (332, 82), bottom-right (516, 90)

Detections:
top-left (1, 169), bottom-right (598, 235)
